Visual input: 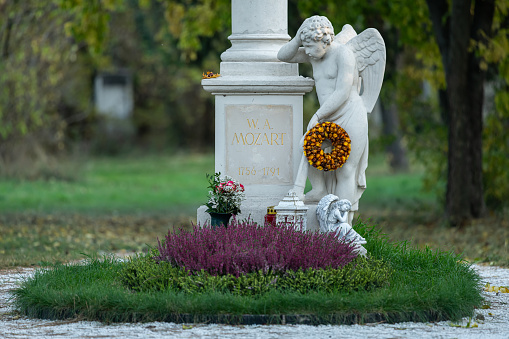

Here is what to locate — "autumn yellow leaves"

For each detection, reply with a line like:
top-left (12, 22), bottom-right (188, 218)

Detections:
top-left (484, 283), bottom-right (509, 293)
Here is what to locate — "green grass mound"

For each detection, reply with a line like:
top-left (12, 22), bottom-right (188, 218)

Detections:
top-left (13, 221), bottom-right (483, 325)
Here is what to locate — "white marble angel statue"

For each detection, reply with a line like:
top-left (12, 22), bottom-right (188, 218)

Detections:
top-left (317, 194), bottom-right (367, 256)
top-left (278, 16), bottom-right (386, 224)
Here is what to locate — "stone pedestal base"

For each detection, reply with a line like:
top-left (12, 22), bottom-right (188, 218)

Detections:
top-left (197, 201), bottom-right (321, 232)
top-left (305, 204), bottom-right (319, 232)
top-left (197, 198), bottom-right (279, 227)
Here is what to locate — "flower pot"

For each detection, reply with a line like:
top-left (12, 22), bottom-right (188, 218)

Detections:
top-left (208, 212), bottom-right (233, 229)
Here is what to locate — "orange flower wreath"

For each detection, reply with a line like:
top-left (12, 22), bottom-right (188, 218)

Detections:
top-left (303, 122), bottom-right (351, 171)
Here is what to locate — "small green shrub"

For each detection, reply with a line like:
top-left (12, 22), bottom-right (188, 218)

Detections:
top-left (120, 252), bottom-right (392, 296)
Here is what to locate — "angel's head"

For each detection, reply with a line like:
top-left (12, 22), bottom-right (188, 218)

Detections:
top-left (335, 199), bottom-right (352, 212)
top-left (300, 16), bottom-right (334, 60)
top-left (300, 16), bottom-right (334, 45)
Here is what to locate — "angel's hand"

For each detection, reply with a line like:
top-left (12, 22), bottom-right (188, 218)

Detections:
top-left (294, 22), bottom-right (307, 45)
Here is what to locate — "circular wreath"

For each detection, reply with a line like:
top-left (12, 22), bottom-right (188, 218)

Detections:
top-left (303, 122), bottom-right (351, 171)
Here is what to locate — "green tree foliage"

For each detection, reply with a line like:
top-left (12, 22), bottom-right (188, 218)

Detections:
top-left (100, 0), bottom-right (232, 151)
top-left (159, 0), bottom-right (230, 61)
top-left (59, 0), bottom-right (122, 58)
top-left (0, 0), bottom-right (118, 176)
top-left (0, 0), bottom-right (231, 169)
top-left (480, 2), bottom-right (509, 210)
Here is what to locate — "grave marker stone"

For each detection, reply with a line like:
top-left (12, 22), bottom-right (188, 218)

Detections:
top-left (197, 0), bottom-right (314, 226)
top-left (94, 70), bottom-right (134, 138)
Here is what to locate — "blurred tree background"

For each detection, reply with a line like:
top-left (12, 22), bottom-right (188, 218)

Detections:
top-left (1, 0), bottom-right (508, 225)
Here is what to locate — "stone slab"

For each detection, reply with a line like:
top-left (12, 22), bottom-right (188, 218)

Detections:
top-left (214, 94), bottom-right (305, 199)
top-left (225, 104), bottom-right (293, 185)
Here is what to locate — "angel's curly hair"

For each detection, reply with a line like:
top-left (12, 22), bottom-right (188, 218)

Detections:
top-left (334, 199), bottom-right (352, 212)
top-left (300, 16), bottom-right (335, 45)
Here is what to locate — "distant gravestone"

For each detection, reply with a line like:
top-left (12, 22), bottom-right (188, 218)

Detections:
top-left (94, 71), bottom-right (133, 119)
top-left (197, 0), bottom-right (314, 226)
top-left (94, 71), bottom-right (134, 137)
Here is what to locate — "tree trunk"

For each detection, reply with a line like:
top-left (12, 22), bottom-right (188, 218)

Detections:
top-left (426, 0), bottom-right (494, 225)
top-left (466, 0), bottom-right (495, 217)
top-left (445, 0), bottom-right (474, 226)
top-left (1, 13), bottom-right (13, 59)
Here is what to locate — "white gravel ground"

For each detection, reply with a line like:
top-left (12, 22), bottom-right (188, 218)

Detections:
top-left (1, 264), bottom-right (508, 339)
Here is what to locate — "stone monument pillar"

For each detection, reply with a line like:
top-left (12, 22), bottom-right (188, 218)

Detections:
top-left (198, 0), bottom-right (314, 226)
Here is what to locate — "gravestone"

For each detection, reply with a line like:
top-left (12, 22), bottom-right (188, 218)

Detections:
top-left (197, 0), bottom-right (314, 226)
top-left (94, 70), bottom-right (134, 137)
top-left (94, 71), bottom-right (133, 119)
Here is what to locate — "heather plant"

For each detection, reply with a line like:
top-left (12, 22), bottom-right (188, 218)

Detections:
top-left (156, 218), bottom-right (357, 277)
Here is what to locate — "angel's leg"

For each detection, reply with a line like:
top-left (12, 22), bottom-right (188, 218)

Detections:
top-left (291, 154), bottom-right (308, 200)
top-left (304, 166), bottom-right (328, 203)
top-left (292, 152), bottom-right (328, 202)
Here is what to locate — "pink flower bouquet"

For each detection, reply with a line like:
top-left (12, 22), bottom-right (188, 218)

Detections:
top-left (205, 172), bottom-right (245, 215)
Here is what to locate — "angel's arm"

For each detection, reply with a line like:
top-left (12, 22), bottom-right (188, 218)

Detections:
top-left (314, 47), bottom-right (356, 122)
top-left (332, 209), bottom-right (344, 223)
top-left (277, 25), bottom-right (310, 64)
top-left (337, 211), bottom-right (348, 223)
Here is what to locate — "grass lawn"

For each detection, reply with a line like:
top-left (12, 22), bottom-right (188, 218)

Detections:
top-left (1, 152), bottom-right (432, 216)
top-left (0, 153), bottom-right (214, 215)
top-left (1, 152), bottom-right (508, 267)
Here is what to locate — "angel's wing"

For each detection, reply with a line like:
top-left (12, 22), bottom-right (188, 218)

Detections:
top-left (335, 24), bottom-right (357, 44)
top-left (316, 194), bottom-right (339, 233)
top-left (346, 28), bottom-right (386, 114)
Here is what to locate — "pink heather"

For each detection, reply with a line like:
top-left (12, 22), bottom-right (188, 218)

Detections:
top-left (156, 218), bottom-right (357, 277)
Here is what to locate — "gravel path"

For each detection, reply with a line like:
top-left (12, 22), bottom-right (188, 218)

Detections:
top-left (1, 265), bottom-right (508, 339)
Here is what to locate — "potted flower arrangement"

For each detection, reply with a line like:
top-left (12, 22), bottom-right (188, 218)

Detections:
top-left (205, 172), bottom-right (245, 228)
